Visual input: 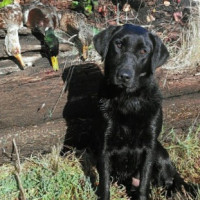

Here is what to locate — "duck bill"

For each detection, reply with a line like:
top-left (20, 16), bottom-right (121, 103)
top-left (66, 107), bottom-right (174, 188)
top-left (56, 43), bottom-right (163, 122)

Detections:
top-left (51, 56), bottom-right (59, 71)
top-left (14, 53), bottom-right (25, 69)
top-left (82, 45), bottom-right (89, 60)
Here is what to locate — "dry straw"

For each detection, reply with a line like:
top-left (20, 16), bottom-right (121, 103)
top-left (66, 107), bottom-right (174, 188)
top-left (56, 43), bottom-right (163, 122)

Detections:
top-left (164, 1), bottom-right (200, 69)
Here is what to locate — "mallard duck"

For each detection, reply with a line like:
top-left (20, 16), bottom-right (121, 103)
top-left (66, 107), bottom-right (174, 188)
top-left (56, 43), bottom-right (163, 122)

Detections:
top-left (23, 1), bottom-right (59, 71)
top-left (59, 10), bottom-right (93, 60)
top-left (0, 0), bottom-right (25, 69)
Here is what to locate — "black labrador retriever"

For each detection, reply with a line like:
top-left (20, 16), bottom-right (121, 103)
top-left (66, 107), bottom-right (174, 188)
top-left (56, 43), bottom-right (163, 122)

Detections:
top-left (92, 24), bottom-right (196, 200)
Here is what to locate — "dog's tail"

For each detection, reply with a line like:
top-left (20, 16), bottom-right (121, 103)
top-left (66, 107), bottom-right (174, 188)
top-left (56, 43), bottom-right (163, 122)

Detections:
top-left (172, 172), bottom-right (199, 199)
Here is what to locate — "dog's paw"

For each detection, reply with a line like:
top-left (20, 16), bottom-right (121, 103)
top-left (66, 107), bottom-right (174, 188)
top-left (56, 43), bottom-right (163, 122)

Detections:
top-left (134, 193), bottom-right (148, 200)
top-left (138, 196), bottom-right (148, 200)
top-left (130, 192), bottom-right (148, 200)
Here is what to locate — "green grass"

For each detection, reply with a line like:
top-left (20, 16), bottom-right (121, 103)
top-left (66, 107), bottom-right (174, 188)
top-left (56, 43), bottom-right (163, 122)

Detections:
top-left (160, 126), bottom-right (200, 184)
top-left (0, 146), bottom-right (128, 200)
top-left (152, 125), bottom-right (200, 200)
top-left (0, 127), bottom-right (199, 200)
top-left (0, 149), bottom-right (98, 200)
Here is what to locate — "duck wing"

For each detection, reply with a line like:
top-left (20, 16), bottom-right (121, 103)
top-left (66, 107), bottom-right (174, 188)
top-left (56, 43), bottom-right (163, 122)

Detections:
top-left (0, 3), bottom-right (23, 29)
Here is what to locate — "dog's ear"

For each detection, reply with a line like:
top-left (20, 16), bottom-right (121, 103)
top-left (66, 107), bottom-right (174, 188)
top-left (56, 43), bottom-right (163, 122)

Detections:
top-left (93, 26), bottom-right (121, 60)
top-left (150, 33), bottom-right (169, 72)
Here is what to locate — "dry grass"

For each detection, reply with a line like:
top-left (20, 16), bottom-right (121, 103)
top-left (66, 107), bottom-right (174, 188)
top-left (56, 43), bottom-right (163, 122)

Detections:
top-left (100, 1), bottom-right (200, 70)
top-left (0, 145), bottom-right (128, 200)
top-left (151, 125), bottom-right (200, 200)
top-left (160, 126), bottom-right (200, 185)
top-left (0, 125), bottom-right (199, 200)
top-left (164, 1), bottom-right (200, 69)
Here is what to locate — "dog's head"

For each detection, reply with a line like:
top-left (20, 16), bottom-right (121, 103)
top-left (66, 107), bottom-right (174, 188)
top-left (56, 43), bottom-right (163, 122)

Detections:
top-left (93, 24), bottom-right (169, 92)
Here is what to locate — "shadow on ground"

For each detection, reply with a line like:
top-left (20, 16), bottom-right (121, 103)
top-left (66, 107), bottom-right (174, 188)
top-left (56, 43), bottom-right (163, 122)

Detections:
top-left (61, 63), bottom-right (103, 153)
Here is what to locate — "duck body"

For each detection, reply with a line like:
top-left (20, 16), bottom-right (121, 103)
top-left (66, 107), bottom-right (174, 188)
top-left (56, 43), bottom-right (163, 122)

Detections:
top-left (0, 2), bottom-right (25, 69)
top-left (23, 1), bottom-right (59, 71)
top-left (59, 9), bottom-right (92, 60)
top-left (23, 1), bottom-right (58, 34)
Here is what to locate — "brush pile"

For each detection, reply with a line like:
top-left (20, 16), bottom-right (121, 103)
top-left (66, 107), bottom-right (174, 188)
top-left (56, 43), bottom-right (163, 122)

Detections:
top-left (94, 0), bottom-right (199, 51)
top-left (19, 0), bottom-right (199, 49)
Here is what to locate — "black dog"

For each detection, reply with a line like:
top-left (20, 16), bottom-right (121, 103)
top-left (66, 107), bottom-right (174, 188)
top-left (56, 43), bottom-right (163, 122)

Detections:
top-left (92, 24), bottom-right (197, 200)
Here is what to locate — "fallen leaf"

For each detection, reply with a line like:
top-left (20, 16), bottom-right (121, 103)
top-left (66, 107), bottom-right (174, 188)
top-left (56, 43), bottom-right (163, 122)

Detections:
top-left (123, 3), bottom-right (131, 12)
top-left (147, 15), bottom-right (155, 22)
top-left (164, 1), bottom-right (170, 6)
top-left (173, 12), bottom-right (182, 22)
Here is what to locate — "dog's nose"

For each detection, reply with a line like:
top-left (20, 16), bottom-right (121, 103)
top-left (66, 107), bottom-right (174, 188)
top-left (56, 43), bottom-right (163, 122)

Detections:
top-left (117, 69), bottom-right (132, 82)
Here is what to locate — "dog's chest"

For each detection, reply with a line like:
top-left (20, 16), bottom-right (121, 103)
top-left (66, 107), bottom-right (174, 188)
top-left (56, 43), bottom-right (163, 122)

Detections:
top-left (105, 106), bottom-right (151, 154)
top-left (106, 121), bottom-right (146, 176)
top-left (108, 141), bottom-right (144, 177)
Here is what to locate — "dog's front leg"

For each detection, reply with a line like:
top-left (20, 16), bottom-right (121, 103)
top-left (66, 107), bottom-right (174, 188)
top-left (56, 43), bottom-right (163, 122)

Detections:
top-left (138, 111), bottom-right (161, 200)
top-left (138, 145), bottom-right (156, 200)
top-left (97, 121), bottom-right (112, 200)
top-left (97, 152), bottom-right (110, 200)
top-left (97, 98), bottom-right (113, 200)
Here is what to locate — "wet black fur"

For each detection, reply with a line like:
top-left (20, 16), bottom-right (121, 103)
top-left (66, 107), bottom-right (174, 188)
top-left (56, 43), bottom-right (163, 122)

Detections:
top-left (92, 24), bottom-right (197, 200)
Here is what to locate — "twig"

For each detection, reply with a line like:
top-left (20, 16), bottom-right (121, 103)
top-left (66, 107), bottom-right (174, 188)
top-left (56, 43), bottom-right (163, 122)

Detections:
top-left (190, 112), bottom-right (200, 134)
top-left (162, 70), bottom-right (169, 88)
top-left (37, 72), bottom-right (60, 113)
top-left (37, 52), bottom-right (72, 113)
top-left (15, 173), bottom-right (26, 200)
top-left (41, 56), bottom-right (75, 119)
top-left (116, 3), bottom-right (120, 25)
top-left (13, 139), bottom-right (21, 173)
top-left (68, 34), bottom-right (78, 42)
top-left (55, 34), bottom-right (77, 45)
top-left (13, 139), bottom-right (26, 200)
top-left (49, 65), bottom-right (75, 117)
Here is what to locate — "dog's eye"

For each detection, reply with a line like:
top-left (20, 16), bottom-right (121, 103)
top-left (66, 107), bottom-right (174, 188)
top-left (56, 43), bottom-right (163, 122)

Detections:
top-left (139, 49), bottom-right (147, 54)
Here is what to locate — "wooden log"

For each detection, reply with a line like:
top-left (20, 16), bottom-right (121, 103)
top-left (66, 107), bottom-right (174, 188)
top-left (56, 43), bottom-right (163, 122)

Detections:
top-left (0, 63), bottom-right (199, 165)
top-left (0, 31), bottom-right (76, 75)
top-left (0, 33), bottom-right (73, 58)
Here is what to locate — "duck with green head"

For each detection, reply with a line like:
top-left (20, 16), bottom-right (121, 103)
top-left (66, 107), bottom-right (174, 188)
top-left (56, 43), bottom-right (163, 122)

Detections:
top-left (44, 27), bottom-right (59, 71)
top-left (23, 1), bottom-right (59, 71)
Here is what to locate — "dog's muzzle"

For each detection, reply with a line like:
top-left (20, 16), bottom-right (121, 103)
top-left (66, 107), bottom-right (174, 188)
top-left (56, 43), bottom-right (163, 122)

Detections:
top-left (116, 68), bottom-right (134, 88)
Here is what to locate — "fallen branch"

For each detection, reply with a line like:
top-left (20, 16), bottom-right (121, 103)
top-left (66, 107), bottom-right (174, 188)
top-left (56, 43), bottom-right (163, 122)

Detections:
top-left (48, 65), bottom-right (75, 118)
top-left (0, 40), bottom-right (73, 58)
top-left (22, 44), bottom-right (72, 53)
top-left (39, 58), bottom-right (75, 119)
top-left (55, 34), bottom-right (76, 46)
top-left (13, 139), bottom-right (26, 200)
